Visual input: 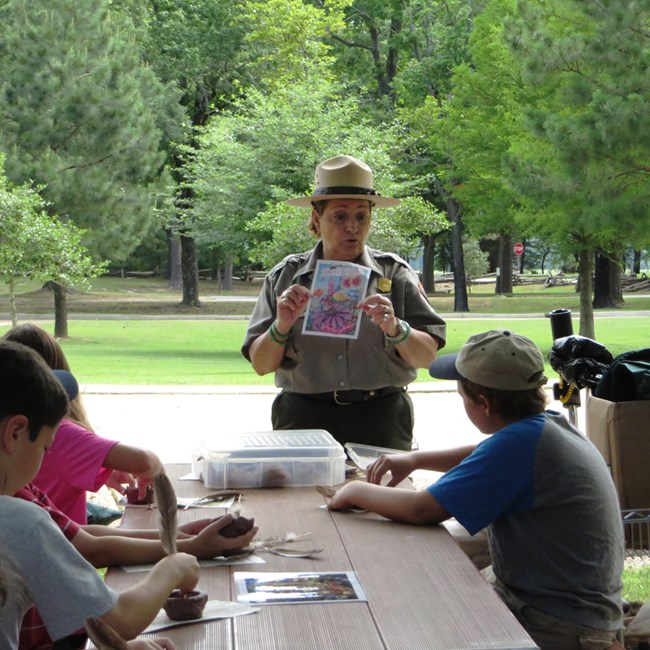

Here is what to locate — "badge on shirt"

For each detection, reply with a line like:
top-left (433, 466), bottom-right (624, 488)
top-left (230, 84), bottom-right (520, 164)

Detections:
top-left (377, 278), bottom-right (392, 293)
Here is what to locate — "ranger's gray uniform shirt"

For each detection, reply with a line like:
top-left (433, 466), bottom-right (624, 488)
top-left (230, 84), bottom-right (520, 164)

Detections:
top-left (241, 242), bottom-right (446, 393)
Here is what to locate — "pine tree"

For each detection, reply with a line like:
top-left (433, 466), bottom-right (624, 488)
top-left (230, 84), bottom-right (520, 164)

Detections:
top-left (0, 0), bottom-right (171, 261)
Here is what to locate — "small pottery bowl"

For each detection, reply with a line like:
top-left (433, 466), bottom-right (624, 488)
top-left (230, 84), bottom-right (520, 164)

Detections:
top-left (126, 485), bottom-right (154, 505)
top-left (163, 589), bottom-right (208, 621)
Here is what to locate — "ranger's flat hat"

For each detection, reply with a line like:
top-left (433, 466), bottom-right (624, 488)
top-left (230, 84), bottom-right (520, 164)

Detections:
top-left (429, 329), bottom-right (548, 391)
top-left (287, 155), bottom-right (401, 209)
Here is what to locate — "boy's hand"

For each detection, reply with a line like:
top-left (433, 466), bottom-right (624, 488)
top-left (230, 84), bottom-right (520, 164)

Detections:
top-left (366, 453), bottom-right (414, 487)
top-left (326, 482), bottom-right (361, 511)
top-left (164, 552), bottom-right (200, 592)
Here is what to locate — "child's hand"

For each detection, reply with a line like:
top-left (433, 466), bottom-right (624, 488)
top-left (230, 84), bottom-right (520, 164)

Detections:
top-left (133, 476), bottom-right (155, 501)
top-left (189, 515), bottom-right (258, 558)
top-left (326, 483), bottom-right (359, 511)
top-left (106, 471), bottom-right (135, 494)
top-left (165, 552), bottom-right (200, 592)
top-left (366, 453), bottom-right (414, 487)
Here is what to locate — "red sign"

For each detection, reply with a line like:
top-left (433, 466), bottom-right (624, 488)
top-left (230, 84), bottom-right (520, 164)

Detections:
top-left (513, 242), bottom-right (524, 256)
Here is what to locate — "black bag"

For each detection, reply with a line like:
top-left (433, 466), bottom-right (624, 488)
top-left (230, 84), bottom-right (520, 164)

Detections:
top-left (549, 335), bottom-right (613, 389)
top-left (594, 348), bottom-right (650, 402)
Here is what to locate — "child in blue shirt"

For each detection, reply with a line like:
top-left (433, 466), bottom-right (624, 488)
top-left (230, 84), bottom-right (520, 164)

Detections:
top-left (328, 330), bottom-right (624, 650)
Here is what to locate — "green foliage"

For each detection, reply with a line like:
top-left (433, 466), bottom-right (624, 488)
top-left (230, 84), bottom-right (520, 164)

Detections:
top-left (392, 0), bottom-right (481, 108)
top-left (0, 0), bottom-right (174, 262)
top-left (503, 0), bottom-right (650, 251)
top-left (130, 0), bottom-right (247, 118)
top-left (0, 156), bottom-right (105, 323)
top-left (188, 74), bottom-right (424, 267)
top-left (462, 237), bottom-right (489, 286)
top-left (236, 0), bottom-right (350, 91)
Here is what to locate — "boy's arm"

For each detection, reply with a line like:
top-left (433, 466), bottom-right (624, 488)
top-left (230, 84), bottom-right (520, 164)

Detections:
top-left (327, 481), bottom-right (450, 525)
top-left (101, 553), bottom-right (199, 640)
top-left (72, 528), bottom-right (170, 567)
top-left (366, 446), bottom-right (477, 487)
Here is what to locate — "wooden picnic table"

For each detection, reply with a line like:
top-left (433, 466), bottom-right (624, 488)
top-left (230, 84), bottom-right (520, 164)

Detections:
top-left (106, 464), bottom-right (538, 649)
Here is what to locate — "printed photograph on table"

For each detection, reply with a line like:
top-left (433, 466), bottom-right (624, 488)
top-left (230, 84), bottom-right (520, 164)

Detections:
top-left (234, 571), bottom-right (367, 604)
top-left (303, 260), bottom-right (371, 339)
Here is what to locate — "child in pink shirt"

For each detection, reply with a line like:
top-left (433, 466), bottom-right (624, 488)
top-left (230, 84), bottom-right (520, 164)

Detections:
top-left (3, 324), bottom-right (163, 524)
top-left (33, 418), bottom-right (137, 524)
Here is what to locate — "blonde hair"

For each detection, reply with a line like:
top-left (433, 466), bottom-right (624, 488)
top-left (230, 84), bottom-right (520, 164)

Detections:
top-left (2, 324), bottom-right (94, 431)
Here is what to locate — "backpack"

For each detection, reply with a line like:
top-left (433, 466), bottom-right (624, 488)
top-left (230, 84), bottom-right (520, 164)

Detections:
top-left (594, 348), bottom-right (650, 402)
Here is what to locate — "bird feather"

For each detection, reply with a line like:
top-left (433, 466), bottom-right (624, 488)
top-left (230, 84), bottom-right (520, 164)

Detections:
top-left (154, 473), bottom-right (178, 555)
top-left (84, 617), bottom-right (129, 650)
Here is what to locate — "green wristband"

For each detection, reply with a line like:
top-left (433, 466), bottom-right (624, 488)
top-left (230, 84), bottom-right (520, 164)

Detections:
top-left (269, 321), bottom-right (291, 345)
top-left (385, 319), bottom-right (412, 345)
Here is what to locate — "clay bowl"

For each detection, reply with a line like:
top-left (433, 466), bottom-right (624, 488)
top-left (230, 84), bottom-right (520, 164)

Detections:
top-left (163, 589), bottom-right (208, 621)
top-left (126, 485), bottom-right (154, 505)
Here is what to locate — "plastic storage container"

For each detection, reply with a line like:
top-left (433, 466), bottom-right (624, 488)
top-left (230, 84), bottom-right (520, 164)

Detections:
top-left (200, 430), bottom-right (346, 489)
top-left (344, 443), bottom-right (406, 470)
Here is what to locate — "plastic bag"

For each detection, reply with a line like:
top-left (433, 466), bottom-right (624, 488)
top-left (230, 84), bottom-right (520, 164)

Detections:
top-left (549, 335), bottom-right (613, 389)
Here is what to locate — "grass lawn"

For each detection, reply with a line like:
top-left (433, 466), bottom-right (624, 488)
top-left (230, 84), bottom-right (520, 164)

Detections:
top-left (0, 316), bottom-right (646, 385)
top-left (4, 275), bottom-right (650, 316)
top-left (623, 562), bottom-right (650, 603)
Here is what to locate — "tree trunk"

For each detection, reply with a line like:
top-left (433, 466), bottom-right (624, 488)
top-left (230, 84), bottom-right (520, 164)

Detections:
top-left (8, 279), bottom-right (18, 327)
top-left (222, 256), bottom-right (233, 291)
top-left (48, 281), bottom-right (69, 338)
top-left (168, 230), bottom-right (182, 289)
top-left (593, 249), bottom-right (624, 308)
top-left (421, 234), bottom-right (436, 294)
top-left (495, 232), bottom-right (513, 294)
top-left (577, 249), bottom-right (595, 340)
top-left (633, 249), bottom-right (641, 275)
top-left (609, 253), bottom-right (624, 307)
top-left (180, 234), bottom-right (201, 306)
top-left (448, 198), bottom-right (469, 312)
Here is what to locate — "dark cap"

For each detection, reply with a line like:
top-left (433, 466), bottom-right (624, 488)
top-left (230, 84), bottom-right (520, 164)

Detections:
top-left (52, 369), bottom-right (79, 401)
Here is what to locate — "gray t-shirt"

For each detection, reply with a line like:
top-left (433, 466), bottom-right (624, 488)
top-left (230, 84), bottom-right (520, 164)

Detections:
top-left (0, 497), bottom-right (118, 647)
top-left (242, 242), bottom-right (446, 393)
top-left (428, 411), bottom-right (624, 630)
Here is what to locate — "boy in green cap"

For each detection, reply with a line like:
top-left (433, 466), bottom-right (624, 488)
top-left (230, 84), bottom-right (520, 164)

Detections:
top-left (328, 330), bottom-right (624, 650)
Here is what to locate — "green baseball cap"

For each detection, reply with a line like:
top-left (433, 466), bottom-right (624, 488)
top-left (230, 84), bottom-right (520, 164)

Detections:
top-left (429, 330), bottom-right (547, 391)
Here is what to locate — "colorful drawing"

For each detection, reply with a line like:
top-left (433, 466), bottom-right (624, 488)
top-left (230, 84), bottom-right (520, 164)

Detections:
top-left (303, 261), bottom-right (371, 339)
